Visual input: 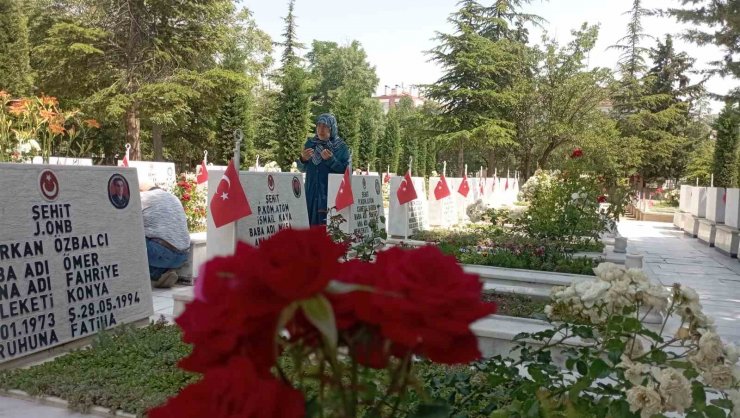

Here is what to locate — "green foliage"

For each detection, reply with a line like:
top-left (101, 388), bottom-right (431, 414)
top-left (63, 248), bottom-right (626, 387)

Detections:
top-left (686, 138), bottom-right (716, 185)
top-left (0, 0), bottom-right (33, 95)
top-left (357, 98), bottom-right (384, 171)
top-left (378, 107), bottom-right (402, 173)
top-left (712, 103), bottom-right (740, 187)
top-left (0, 321), bottom-right (195, 416)
top-left (482, 291), bottom-right (547, 318)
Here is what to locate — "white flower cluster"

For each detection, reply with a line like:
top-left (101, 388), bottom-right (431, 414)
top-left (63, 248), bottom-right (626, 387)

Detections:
top-left (675, 285), bottom-right (715, 332)
top-left (570, 191), bottom-right (588, 201)
top-left (619, 356), bottom-right (692, 416)
top-left (547, 263), bottom-right (670, 324)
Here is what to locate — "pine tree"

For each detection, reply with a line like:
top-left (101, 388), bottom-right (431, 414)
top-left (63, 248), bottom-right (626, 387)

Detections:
top-left (0, 0), bottom-right (33, 94)
top-left (670, 0), bottom-right (740, 101)
top-left (378, 108), bottom-right (401, 174)
top-left (397, 97), bottom-right (419, 175)
top-left (712, 103), bottom-right (740, 187)
top-left (272, 0), bottom-right (312, 170)
top-left (215, 94), bottom-right (254, 165)
top-left (357, 98), bottom-right (384, 172)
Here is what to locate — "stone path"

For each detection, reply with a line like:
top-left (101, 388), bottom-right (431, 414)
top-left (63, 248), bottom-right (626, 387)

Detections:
top-left (619, 219), bottom-right (740, 344)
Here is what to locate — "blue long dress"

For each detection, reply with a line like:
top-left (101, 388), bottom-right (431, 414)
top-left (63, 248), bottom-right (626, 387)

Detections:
top-left (296, 116), bottom-right (350, 226)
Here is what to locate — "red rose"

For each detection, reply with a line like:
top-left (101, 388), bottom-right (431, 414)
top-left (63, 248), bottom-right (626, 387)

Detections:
top-left (331, 259), bottom-right (381, 330)
top-left (149, 356), bottom-right (304, 418)
top-left (570, 148), bottom-right (583, 158)
top-left (370, 246), bottom-right (496, 364)
top-left (182, 193), bottom-right (191, 201)
top-left (257, 227), bottom-right (346, 301)
top-left (178, 243), bottom-right (287, 374)
top-left (597, 195), bottom-right (607, 203)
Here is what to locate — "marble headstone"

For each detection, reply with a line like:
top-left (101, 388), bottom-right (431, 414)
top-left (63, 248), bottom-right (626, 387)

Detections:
top-left (427, 177), bottom-right (457, 227)
top-left (689, 186), bottom-right (707, 218)
top-left (327, 173), bottom-right (385, 238)
top-left (31, 156), bottom-right (93, 166)
top-left (0, 164), bottom-right (153, 365)
top-left (117, 160), bottom-right (176, 191)
top-left (706, 187), bottom-right (726, 224)
top-left (726, 189), bottom-right (740, 229)
top-left (388, 176), bottom-right (429, 237)
top-left (206, 171), bottom-right (310, 259)
top-left (679, 185), bottom-right (691, 212)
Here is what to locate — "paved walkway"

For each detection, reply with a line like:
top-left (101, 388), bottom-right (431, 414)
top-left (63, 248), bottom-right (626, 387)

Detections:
top-left (619, 219), bottom-right (740, 344)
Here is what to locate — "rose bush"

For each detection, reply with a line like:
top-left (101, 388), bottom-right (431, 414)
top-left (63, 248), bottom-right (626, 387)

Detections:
top-left (172, 173), bottom-right (207, 232)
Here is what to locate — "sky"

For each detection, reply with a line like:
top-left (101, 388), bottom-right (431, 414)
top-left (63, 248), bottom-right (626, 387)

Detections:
top-left (244, 0), bottom-right (735, 112)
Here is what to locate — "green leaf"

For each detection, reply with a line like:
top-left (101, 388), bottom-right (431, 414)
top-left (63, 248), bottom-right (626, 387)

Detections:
top-left (704, 405), bottom-right (727, 418)
top-left (589, 359), bottom-right (610, 379)
top-left (410, 403), bottom-right (451, 418)
top-left (300, 295), bottom-right (338, 349)
top-left (608, 399), bottom-right (633, 418)
top-left (710, 399), bottom-right (734, 409)
top-left (692, 382), bottom-right (706, 411)
top-left (576, 360), bottom-right (588, 375)
top-left (686, 412), bottom-right (704, 418)
top-left (325, 280), bottom-right (374, 294)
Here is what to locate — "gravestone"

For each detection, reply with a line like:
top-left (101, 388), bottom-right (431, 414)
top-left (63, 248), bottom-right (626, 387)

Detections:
top-left (685, 187), bottom-right (707, 238)
top-left (427, 177), bottom-right (457, 227)
top-left (117, 160), bottom-right (176, 191)
top-left (716, 188), bottom-right (740, 257)
top-left (31, 156), bottom-right (93, 166)
top-left (206, 171), bottom-right (310, 259)
top-left (327, 173), bottom-right (385, 238)
top-left (449, 177), bottom-right (474, 222)
top-left (698, 187), bottom-right (725, 246)
top-left (679, 185), bottom-right (691, 212)
top-left (388, 176), bottom-right (428, 237)
top-left (0, 164), bottom-right (153, 368)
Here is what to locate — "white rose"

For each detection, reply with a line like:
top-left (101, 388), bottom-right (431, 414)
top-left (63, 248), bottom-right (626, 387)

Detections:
top-left (728, 389), bottom-right (740, 418)
top-left (622, 361), bottom-right (650, 385)
top-left (580, 192), bottom-right (588, 199)
top-left (703, 364), bottom-right (734, 389)
top-left (625, 337), bottom-right (645, 358)
top-left (544, 305), bottom-right (554, 317)
top-left (699, 332), bottom-right (726, 362)
top-left (571, 192), bottom-right (580, 201)
top-left (626, 269), bottom-right (649, 283)
top-left (580, 281), bottom-right (611, 308)
top-left (627, 385), bottom-right (662, 418)
top-left (653, 367), bottom-right (692, 413)
top-left (681, 287), bottom-right (700, 303)
top-left (726, 343), bottom-right (740, 365)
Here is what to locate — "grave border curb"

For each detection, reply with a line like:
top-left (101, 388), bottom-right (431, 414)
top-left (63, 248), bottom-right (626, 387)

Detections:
top-left (0, 389), bottom-right (137, 417)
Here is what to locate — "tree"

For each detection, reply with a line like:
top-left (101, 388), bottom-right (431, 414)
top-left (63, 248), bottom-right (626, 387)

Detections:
top-left (273, 0), bottom-right (312, 170)
top-left (378, 108), bottom-right (401, 174)
top-left (712, 103), bottom-right (740, 187)
top-left (32, 0), bottom-right (235, 160)
top-left (356, 98), bottom-right (384, 172)
top-left (397, 97), bottom-right (419, 175)
top-left (0, 0), bottom-right (33, 95)
top-left (425, 0), bottom-right (538, 175)
top-left (670, 0), bottom-right (740, 101)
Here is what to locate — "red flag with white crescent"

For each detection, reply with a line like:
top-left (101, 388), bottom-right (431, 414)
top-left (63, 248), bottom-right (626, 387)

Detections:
top-left (434, 175), bottom-right (451, 200)
top-left (335, 167), bottom-right (354, 210)
top-left (397, 170), bottom-right (418, 205)
top-left (458, 174), bottom-right (470, 197)
top-left (196, 160), bottom-right (208, 185)
top-left (209, 160), bottom-right (252, 228)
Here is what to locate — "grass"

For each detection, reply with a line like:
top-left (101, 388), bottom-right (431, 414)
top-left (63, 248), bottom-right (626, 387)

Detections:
top-left (0, 320), bottom-right (195, 417)
top-left (483, 291), bottom-right (547, 318)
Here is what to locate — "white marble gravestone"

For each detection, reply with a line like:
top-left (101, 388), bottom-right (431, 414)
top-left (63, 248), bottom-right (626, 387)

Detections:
top-left (716, 188), bottom-right (740, 257)
top-left (689, 187), bottom-right (707, 218)
top-left (679, 185), bottom-right (691, 212)
top-left (388, 176), bottom-right (429, 237)
top-left (0, 164), bottom-right (153, 367)
top-left (427, 177), bottom-right (457, 227)
top-left (327, 173), bottom-right (385, 238)
top-left (706, 188), bottom-right (726, 224)
top-left (449, 177), bottom-right (475, 222)
top-left (31, 156), bottom-right (93, 166)
top-left (206, 171), bottom-right (310, 259)
top-left (117, 160), bottom-right (176, 191)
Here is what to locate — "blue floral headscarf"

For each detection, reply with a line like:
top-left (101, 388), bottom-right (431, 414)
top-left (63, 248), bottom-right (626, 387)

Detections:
top-left (310, 113), bottom-right (340, 165)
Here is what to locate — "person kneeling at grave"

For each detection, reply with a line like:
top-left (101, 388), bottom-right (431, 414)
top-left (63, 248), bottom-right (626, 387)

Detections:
top-left (296, 113), bottom-right (350, 226)
top-left (140, 181), bottom-right (191, 288)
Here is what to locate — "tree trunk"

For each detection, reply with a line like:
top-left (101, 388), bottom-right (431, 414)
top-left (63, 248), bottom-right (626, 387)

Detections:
top-left (487, 149), bottom-right (496, 178)
top-left (152, 124), bottom-right (163, 161)
top-left (538, 140), bottom-right (558, 169)
top-left (457, 141), bottom-right (465, 176)
top-left (125, 103), bottom-right (141, 160)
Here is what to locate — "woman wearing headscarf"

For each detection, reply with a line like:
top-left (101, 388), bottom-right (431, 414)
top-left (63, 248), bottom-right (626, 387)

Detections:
top-left (297, 113), bottom-right (350, 226)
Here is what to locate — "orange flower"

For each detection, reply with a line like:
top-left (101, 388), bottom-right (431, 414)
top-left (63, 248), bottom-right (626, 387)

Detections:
top-left (40, 95), bottom-right (58, 107)
top-left (39, 109), bottom-right (57, 120)
top-left (84, 119), bottom-right (101, 129)
top-left (8, 100), bottom-right (27, 116)
top-left (49, 123), bottom-right (65, 135)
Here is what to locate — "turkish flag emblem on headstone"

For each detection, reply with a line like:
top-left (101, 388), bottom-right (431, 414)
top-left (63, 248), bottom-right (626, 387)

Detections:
top-left (458, 175), bottom-right (470, 198)
top-left (434, 175), bottom-right (451, 200)
top-left (209, 160), bottom-right (252, 228)
top-left (335, 167), bottom-right (354, 210)
top-left (397, 171), bottom-right (418, 205)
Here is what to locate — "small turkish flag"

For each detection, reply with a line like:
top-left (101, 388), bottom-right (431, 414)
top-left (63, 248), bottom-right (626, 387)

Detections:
top-left (434, 175), bottom-right (451, 200)
top-left (458, 175), bottom-right (470, 198)
top-left (396, 171), bottom-right (417, 205)
top-left (196, 160), bottom-right (208, 185)
top-left (209, 160), bottom-right (252, 228)
top-left (384, 172), bottom-right (391, 184)
top-left (335, 167), bottom-right (354, 211)
top-left (121, 153), bottom-right (129, 167)
top-left (505, 178), bottom-right (509, 191)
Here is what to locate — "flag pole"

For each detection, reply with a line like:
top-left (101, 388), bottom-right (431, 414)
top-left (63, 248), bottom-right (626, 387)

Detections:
top-left (443, 161), bottom-right (447, 177)
top-left (232, 129), bottom-right (243, 251)
top-left (405, 156), bottom-right (413, 240)
top-left (203, 150), bottom-right (208, 165)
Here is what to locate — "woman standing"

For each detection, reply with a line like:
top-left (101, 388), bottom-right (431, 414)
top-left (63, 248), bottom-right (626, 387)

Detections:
top-left (297, 113), bottom-right (350, 226)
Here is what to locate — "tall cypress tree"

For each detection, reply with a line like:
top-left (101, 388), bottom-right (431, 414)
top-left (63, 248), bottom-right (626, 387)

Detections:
top-left (378, 108), bottom-right (401, 174)
top-left (273, 0), bottom-right (312, 170)
top-left (712, 103), bottom-right (740, 187)
top-left (0, 0), bottom-right (33, 95)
